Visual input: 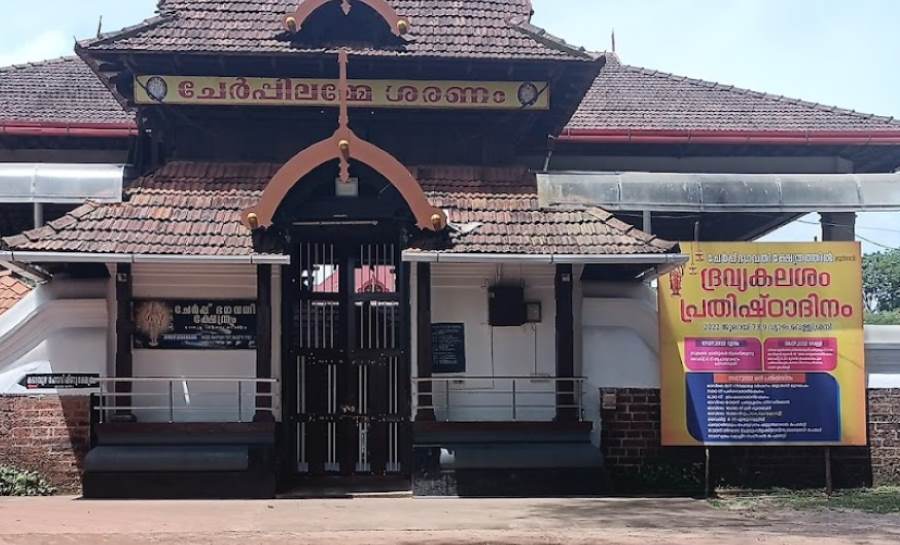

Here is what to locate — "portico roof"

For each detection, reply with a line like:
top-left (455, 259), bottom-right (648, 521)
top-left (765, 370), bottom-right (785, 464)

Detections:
top-left (0, 162), bottom-right (676, 260)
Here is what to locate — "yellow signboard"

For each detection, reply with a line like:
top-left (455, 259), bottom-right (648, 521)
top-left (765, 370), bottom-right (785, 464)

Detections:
top-left (134, 75), bottom-right (550, 110)
top-left (659, 242), bottom-right (866, 446)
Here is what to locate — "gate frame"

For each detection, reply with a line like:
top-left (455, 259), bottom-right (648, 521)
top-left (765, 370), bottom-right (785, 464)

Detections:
top-left (279, 225), bottom-right (413, 481)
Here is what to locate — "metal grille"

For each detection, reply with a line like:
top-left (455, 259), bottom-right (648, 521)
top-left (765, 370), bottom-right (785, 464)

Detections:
top-left (291, 239), bottom-right (409, 477)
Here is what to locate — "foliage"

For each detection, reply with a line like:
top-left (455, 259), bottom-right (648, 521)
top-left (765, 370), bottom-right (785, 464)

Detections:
top-left (711, 487), bottom-right (900, 514)
top-left (611, 461), bottom-right (705, 494)
top-left (866, 310), bottom-right (900, 325)
top-left (0, 466), bottom-right (55, 497)
top-left (863, 249), bottom-right (900, 313)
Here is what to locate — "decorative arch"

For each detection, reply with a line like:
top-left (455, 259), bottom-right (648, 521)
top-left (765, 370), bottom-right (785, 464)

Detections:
top-left (283, 0), bottom-right (410, 36)
top-left (241, 50), bottom-right (446, 233)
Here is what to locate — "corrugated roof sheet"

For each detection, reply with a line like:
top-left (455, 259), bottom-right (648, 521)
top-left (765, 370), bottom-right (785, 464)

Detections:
top-left (1, 162), bottom-right (674, 256)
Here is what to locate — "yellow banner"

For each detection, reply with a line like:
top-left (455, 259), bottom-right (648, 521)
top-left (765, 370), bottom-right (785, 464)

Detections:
top-left (134, 75), bottom-right (550, 110)
top-left (659, 242), bottom-right (866, 446)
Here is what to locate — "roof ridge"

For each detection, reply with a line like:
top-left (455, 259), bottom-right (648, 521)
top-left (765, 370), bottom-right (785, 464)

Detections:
top-left (616, 61), bottom-right (900, 127)
top-left (511, 19), bottom-right (596, 60)
top-left (78, 13), bottom-right (174, 49)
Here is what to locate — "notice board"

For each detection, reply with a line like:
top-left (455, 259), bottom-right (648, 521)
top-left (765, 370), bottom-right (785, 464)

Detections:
top-left (133, 300), bottom-right (257, 350)
top-left (432, 323), bottom-right (466, 374)
top-left (659, 242), bottom-right (866, 446)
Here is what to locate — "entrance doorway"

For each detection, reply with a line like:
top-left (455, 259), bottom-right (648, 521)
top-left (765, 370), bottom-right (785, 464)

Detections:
top-left (283, 233), bottom-right (411, 479)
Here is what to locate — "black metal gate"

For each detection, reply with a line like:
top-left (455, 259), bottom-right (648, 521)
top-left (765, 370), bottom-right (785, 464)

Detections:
top-left (283, 236), bottom-right (411, 477)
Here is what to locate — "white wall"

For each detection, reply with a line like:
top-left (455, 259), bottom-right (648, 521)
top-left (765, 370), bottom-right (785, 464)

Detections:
top-left (0, 278), bottom-right (108, 395)
top-left (128, 263), bottom-right (281, 422)
top-left (413, 263), bottom-right (559, 422)
top-left (866, 326), bottom-right (900, 389)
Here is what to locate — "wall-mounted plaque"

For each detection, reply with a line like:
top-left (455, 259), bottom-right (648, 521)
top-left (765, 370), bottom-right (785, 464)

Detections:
top-left (431, 323), bottom-right (466, 374)
top-left (133, 300), bottom-right (257, 350)
top-left (21, 374), bottom-right (99, 390)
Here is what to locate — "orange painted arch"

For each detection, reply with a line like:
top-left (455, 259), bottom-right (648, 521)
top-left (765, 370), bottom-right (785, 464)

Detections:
top-left (241, 127), bottom-right (446, 232)
top-left (283, 0), bottom-right (410, 36)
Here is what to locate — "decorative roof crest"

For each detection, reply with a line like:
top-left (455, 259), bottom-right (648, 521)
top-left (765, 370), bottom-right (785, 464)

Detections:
top-left (242, 49), bottom-right (446, 233)
top-left (282, 0), bottom-right (410, 37)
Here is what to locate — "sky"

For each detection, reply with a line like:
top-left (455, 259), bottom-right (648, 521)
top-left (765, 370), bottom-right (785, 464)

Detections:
top-left (1, 0), bottom-right (898, 253)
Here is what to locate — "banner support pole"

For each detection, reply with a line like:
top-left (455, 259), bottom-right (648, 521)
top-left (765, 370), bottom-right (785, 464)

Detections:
top-left (704, 447), bottom-right (711, 499)
top-left (825, 447), bottom-right (833, 496)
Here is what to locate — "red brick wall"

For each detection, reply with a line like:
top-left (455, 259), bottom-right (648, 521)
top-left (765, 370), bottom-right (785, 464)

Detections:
top-left (600, 388), bottom-right (900, 489)
top-left (0, 395), bottom-right (90, 493)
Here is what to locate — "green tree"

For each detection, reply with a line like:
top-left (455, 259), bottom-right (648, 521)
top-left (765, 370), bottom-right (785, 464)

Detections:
top-left (863, 249), bottom-right (900, 314)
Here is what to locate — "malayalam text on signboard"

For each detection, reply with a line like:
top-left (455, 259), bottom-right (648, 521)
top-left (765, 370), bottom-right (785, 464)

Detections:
top-left (133, 300), bottom-right (257, 350)
top-left (21, 374), bottom-right (99, 390)
top-left (659, 242), bottom-right (866, 446)
top-left (432, 323), bottom-right (467, 374)
top-left (135, 75), bottom-right (550, 110)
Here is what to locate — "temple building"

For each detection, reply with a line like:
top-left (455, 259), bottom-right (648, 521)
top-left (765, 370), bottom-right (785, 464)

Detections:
top-left (0, 0), bottom-right (899, 498)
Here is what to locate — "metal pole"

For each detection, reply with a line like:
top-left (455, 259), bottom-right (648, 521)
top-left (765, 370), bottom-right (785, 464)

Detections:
top-left (33, 203), bottom-right (44, 229)
top-left (238, 381), bottom-right (243, 423)
top-left (825, 447), bottom-right (833, 496)
top-left (445, 381), bottom-right (451, 422)
top-left (578, 380), bottom-right (584, 422)
top-left (704, 447), bottom-right (711, 499)
top-left (512, 379), bottom-right (517, 421)
top-left (168, 380), bottom-right (175, 423)
top-left (98, 389), bottom-right (105, 424)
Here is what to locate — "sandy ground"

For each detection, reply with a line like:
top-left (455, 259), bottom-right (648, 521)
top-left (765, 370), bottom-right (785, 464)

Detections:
top-left (1, 496), bottom-right (900, 545)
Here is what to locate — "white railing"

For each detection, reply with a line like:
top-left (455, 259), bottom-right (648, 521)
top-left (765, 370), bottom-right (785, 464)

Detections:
top-left (413, 376), bottom-right (585, 422)
top-left (93, 377), bottom-right (278, 424)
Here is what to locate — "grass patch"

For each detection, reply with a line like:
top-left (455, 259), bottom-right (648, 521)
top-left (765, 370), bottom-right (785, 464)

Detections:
top-left (711, 487), bottom-right (900, 514)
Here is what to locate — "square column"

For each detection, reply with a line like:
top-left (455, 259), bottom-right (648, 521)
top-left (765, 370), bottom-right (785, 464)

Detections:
top-left (821, 212), bottom-right (856, 242)
top-left (555, 264), bottom-right (577, 421)
top-left (113, 263), bottom-right (135, 421)
top-left (415, 262), bottom-right (435, 421)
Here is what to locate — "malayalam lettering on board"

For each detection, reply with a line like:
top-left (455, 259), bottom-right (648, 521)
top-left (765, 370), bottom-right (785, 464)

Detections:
top-left (133, 300), bottom-right (257, 350)
top-left (658, 242), bottom-right (867, 446)
top-left (135, 75), bottom-right (550, 110)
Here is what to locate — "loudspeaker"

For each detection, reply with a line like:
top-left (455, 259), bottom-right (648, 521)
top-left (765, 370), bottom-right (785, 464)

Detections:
top-left (488, 285), bottom-right (526, 327)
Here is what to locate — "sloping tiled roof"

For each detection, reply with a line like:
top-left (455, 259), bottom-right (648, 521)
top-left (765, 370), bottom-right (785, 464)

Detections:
top-left (0, 269), bottom-right (31, 315)
top-left (0, 57), bottom-right (134, 127)
top-left (566, 54), bottom-right (900, 133)
top-left (412, 166), bottom-right (673, 255)
top-left (1, 162), bottom-right (674, 257)
top-left (80, 0), bottom-right (591, 61)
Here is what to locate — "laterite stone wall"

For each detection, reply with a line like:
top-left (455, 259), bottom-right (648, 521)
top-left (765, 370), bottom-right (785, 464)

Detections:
top-left (0, 395), bottom-right (90, 493)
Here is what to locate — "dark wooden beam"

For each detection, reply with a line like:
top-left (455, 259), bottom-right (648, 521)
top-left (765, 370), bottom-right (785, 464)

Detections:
top-left (415, 262), bottom-right (435, 421)
top-left (255, 264), bottom-right (274, 422)
top-left (114, 263), bottom-right (135, 420)
top-left (555, 264), bottom-right (577, 422)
